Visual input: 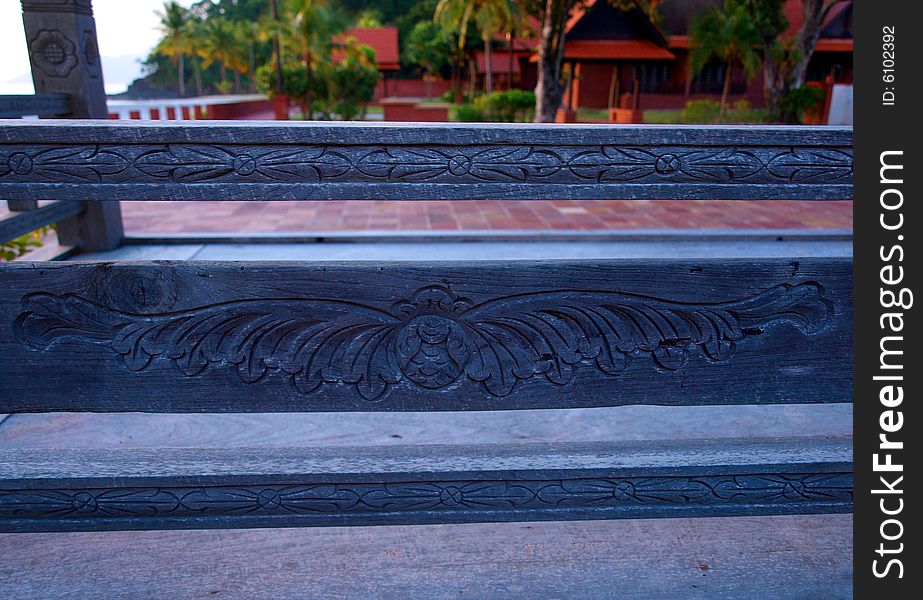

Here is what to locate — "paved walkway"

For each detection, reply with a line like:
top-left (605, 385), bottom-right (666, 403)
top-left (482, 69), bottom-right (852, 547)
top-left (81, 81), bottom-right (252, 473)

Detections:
top-left (120, 200), bottom-right (852, 233)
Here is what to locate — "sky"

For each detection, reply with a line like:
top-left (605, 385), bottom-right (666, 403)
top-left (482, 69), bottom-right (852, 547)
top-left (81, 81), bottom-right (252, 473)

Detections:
top-left (0, 0), bottom-right (195, 95)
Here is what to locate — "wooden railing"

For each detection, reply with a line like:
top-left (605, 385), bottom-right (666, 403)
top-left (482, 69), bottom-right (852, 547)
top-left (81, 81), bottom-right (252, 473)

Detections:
top-left (0, 121), bottom-right (853, 533)
top-left (0, 0), bottom-right (123, 255)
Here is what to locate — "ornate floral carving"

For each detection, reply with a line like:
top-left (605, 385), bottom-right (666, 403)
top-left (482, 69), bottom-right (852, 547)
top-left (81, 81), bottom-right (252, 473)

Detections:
top-left (0, 143), bottom-right (853, 187)
top-left (134, 146), bottom-right (352, 182)
top-left (0, 473), bottom-right (853, 522)
top-left (81, 29), bottom-right (101, 78)
top-left (29, 29), bottom-right (78, 78)
top-left (355, 146), bottom-right (564, 182)
top-left (1, 146), bottom-right (128, 182)
top-left (14, 283), bottom-right (833, 400)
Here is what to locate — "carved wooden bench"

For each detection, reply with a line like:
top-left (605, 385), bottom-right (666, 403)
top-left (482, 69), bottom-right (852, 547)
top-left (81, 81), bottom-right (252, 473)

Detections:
top-left (0, 121), bottom-right (852, 533)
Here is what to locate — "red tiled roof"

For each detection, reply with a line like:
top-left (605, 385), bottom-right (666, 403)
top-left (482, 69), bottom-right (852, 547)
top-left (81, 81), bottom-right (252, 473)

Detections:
top-left (565, 40), bottom-right (674, 60)
top-left (333, 27), bottom-right (400, 70)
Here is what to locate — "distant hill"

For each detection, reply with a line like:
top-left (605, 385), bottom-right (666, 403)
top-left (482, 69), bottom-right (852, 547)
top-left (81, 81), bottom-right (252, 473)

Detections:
top-left (5, 54), bottom-right (145, 94)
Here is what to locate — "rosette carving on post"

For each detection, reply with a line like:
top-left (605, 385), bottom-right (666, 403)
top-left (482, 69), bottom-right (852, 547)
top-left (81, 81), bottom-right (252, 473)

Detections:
top-left (14, 283), bottom-right (833, 401)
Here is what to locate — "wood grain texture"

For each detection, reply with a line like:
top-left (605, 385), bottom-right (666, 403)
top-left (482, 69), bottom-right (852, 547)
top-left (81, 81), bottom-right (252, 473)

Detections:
top-left (0, 121), bottom-right (853, 201)
top-left (5, 200), bottom-right (39, 211)
top-left (0, 515), bottom-right (853, 599)
top-left (0, 437), bottom-right (852, 532)
top-left (17, 5), bottom-right (124, 251)
top-left (0, 94), bottom-right (71, 118)
top-left (0, 258), bottom-right (852, 412)
top-left (0, 405), bottom-right (854, 449)
top-left (0, 200), bottom-right (83, 242)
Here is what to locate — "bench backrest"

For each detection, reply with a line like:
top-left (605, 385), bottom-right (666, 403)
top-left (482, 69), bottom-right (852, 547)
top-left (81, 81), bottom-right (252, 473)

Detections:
top-left (0, 121), bottom-right (853, 533)
top-left (0, 121), bottom-right (853, 413)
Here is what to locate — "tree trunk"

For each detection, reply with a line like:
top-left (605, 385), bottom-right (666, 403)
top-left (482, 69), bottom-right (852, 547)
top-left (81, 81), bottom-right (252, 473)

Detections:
top-left (305, 57), bottom-right (314, 120)
top-left (484, 39), bottom-right (493, 94)
top-left (508, 35), bottom-right (514, 90)
top-left (425, 73), bottom-right (432, 99)
top-left (754, 0), bottom-right (833, 123)
top-left (453, 63), bottom-right (463, 103)
top-left (534, 0), bottom-right (571, 122)
top-left (792, 0), bottom-right (828, 88)
top-left (193, 58), bottom-right (203, 96)
top-left (234, 70), bottom-right (241, 94)
top-left (248, 41), bottom-right (255, 92)
top-left (720, 61), bottom-right (732, 113)
top-left (178, 54), bottom-right (185, 97)
top-left (220, 63), bottom-right (227, 85)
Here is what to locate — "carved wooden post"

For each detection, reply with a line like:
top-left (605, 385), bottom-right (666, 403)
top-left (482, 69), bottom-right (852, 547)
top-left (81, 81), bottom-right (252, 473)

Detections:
top-left (20, 0), bottom-right (123, 251)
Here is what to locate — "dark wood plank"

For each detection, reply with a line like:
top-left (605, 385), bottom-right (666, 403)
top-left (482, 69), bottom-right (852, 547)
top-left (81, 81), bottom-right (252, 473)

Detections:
top-left (6, 200), bottom-right (39, 211)
top-left (0, 437), bottom-right (852, 532)
top-left (0, 515), bottom-right (853, 599)
top-left (0, 94), bottom-right (71, 118)
top-left (0, 200), bottom-right (83, 242)
top-left (0, 258), bottom-right (852, 412)
top-left (0, 122), bottom-right (853, 201)
top-left (17, 2), bottom-right (123, 250)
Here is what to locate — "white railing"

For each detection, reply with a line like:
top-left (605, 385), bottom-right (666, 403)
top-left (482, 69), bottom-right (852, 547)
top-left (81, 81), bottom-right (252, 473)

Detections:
top-left (106, 94), bottom-right (268, 120)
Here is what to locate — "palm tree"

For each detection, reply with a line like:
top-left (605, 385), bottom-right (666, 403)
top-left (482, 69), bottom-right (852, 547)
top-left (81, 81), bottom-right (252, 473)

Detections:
top-left (199, 17), bottom-right (240, 92)
top-left (434, 0), bottom-right (521, 94)
top-left (287, 0), bottom-right (345, 117)
top-left (155, 1), bottom-right (190, 96)
top-left (689, 0), bottom-right (761, 113)
top-left (237, 20), bottom-right (262, 92)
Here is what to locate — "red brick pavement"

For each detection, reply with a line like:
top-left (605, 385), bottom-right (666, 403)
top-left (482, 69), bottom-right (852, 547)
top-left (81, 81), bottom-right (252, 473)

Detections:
top-left (120, 200), bottom-right (852, 234)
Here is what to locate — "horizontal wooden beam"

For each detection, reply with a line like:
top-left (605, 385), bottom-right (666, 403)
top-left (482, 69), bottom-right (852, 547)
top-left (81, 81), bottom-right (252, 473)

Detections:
top-left (0, 94), bottom-right (71, 118)
top-left (0, 437), bottom-right (852, 532)
top-left (0, 258), bottom-right (852, 412)
top-left (0, 200), bottom-right (83, 243)
top-left (0, 121), bottom-right (853, 201)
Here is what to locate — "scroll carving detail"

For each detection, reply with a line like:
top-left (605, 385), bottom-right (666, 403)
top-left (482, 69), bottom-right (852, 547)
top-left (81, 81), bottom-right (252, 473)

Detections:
top-left (0, 144), bottom-right (853, 185)
top-left (14, 283), bottom-right (833, 401)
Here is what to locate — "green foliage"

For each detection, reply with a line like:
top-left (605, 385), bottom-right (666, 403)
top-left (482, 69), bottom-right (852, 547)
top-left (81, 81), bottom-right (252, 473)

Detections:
top-left (689, 0), bottom-right (761, 111)
top-left (440, 89), bottom-right (471, 103)
top-left (322, 43), bottom-right (380, 119)
top-left (475, 89), bottom-right (535, 121)
top-left (1, 226), bottom-right (52, 261)
top-left (404, 21), bottom-right (453, 77)
top-left (453, 89), bottom-right (535, 122)
top-left (679, 98), bottom-right (767, 124)
top-left (255, 41), bottom-right (378, 120)
top-left (781, 84), bottom-right (825, 123)
top-left (681, 99), bottom-right (722, 124)
top-left (255, 62), bottom-right (308, 99)
top-left (453, 103), bottom-right (485, 122)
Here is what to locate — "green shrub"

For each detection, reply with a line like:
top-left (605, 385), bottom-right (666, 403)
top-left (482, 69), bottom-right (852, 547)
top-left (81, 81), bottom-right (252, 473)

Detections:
top-left (454, 103), bottom-right (485, 122)
top-left (781, 85), bottom-right (825, 123)
top-left (1, 226), bottom-right (52, 261)
top-left (681, 99), bottom-right (722, 123)
top-left (456, 90), bottom-right (536, 122)
top-left (439, 89), bottom-right (471, 104)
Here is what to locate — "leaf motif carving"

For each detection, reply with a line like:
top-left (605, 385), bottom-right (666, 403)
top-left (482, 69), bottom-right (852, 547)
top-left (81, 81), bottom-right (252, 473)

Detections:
top-left (355, 147), bottom-right (452, 181)
top-left (28, 146), bottom-right (128, 182)
top-left (568, 147), bottom-right (657, 182)
top-left (135, 145), bottom-right (237, 181)
top-left (14, 283), bottom-right (833, 402)
top-left (766, 148), bottom-right (853, 182)
top-left (678, 148), bottom-right (765, 181)
top-left (0, 473), bottom-right (852, 523)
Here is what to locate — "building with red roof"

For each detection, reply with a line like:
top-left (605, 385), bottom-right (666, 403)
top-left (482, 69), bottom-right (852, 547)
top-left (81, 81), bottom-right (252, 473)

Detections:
top-left (333, 26), bottom-right (400, 72)
top-left (472, 0), bottom-right (852, 119)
